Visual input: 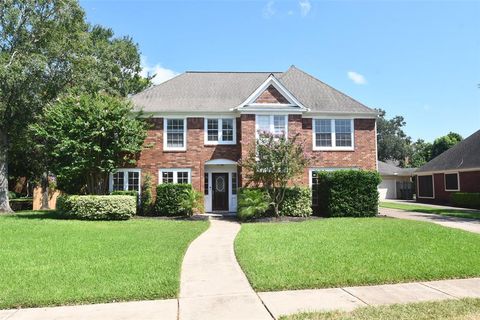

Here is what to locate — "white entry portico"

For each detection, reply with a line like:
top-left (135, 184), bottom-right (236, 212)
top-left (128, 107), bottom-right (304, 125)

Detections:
top-left (204, 159), bottom-right (238, 213)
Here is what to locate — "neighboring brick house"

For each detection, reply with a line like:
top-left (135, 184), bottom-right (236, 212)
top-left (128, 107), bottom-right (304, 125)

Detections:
top-left (109, 66), bottom-right (378, 213)
top-left (415, 129), bottom-right (480, 205)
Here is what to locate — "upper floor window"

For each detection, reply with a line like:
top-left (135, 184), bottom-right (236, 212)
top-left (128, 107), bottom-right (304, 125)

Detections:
top-left (164, 118), bottom-right (186, 151)
top-left (204, 118), bottom-right (236, 145)
top-left (313, 119), bottom-right (354, 151)
top-left (159, 168), bottom-right (191, 184)
top-left (110, 169), bottom-right (141, 194)
top-left (255, 115), bottom-right (288, 138)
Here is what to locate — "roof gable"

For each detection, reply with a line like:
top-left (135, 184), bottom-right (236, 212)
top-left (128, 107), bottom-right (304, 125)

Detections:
top-left (254, 85), bottom-right (290, 104)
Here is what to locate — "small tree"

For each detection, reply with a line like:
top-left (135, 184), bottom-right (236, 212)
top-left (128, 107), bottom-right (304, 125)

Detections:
top-left (240, 133), bottom-right (309, 217)
top-left (30, 93), bottom-right (147, 195)
top-left (140, 173), bottom-right (154, 215)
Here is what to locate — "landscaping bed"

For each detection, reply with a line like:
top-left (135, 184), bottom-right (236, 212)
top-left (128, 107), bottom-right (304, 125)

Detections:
top-left (235, 218), bottom-right (480, 291)
top-left (380, 201), bottom-right (480, 220)
top-left (0, 210), bottom-right (209, 309)
top-left (281, 298), bottom-right (480, 320)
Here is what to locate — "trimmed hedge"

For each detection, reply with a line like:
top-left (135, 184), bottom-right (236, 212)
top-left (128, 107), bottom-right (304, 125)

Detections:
top-left (451, 192), bottom-right (480, 210)
top-left (110, 190), bottom-right (138, 197)
top-left (153, 184), bottom-right (194, 216)
top-left (57, 195), bottom-right (135, 220)
top-left (279, 187), bottom-right (312, 217)
top-left (10, 198), bottom-right (33, 211)
top-left (315, 170), bottom-right (381, 217)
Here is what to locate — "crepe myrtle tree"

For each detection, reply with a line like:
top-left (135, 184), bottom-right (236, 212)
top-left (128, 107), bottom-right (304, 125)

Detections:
top-left (240, 132), bottom-right (309, 217)
top-left (29, 93), bottom-right (148, 195)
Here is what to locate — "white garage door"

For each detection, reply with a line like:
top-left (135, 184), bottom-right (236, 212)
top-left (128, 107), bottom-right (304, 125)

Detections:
top-left (378, 178), bottom-right (396, 199)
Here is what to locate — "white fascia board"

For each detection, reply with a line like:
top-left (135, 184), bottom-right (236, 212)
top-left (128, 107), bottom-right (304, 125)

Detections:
top-left (303, 112), bottom-right (377, 119)
top-left (234, 74), bottom-right (308, 111)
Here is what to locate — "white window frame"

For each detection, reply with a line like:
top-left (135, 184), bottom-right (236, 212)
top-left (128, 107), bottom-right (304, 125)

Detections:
top-left (109, 168), bottom-right (142, 194)
top-left (158, 168), bottom-right (192, 184)
top-left (444, 172), bottom-right (460, 192)
top-left (312, 118), bottom-right (354, 151)
top-left (163, 117), bottom-right (187, 151)
top-left (204, 117), bottom-right (237, 145)
top-left (255, 114), bottom-right (288, 139)
top-left (417, 174), bottom-right (435, 199)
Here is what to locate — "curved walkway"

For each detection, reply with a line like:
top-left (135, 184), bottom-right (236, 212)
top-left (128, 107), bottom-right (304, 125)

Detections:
top-left (179, 218), bottom-right (272, 320)
top-left (379, 207), bottom-right (480, 234)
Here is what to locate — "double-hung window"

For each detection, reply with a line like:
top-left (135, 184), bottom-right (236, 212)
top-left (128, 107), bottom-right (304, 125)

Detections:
top-left (255, 115), bottom-right (288, 138)
top-left (164, 118), bottom-right (186, 151)
top-left (159, 168), bottom-right (191, 184)
top-left (313, 119), bottom-right (354, 150)
top-left (110, 169), bottom-right (141, 194)
top-left (204, 118), bottom-right (236, 144)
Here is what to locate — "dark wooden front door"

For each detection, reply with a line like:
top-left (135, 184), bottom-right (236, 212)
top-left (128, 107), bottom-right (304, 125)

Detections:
top-left (212, 173), bottom-right (229, 211)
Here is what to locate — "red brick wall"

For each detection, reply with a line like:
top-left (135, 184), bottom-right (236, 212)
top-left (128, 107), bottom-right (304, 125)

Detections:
top-left (418, 171), bottom-right (480, 205)
top-left (254, 85), bottom-right (290, 104)
top-left (135, 116), bottom-right (377, 192)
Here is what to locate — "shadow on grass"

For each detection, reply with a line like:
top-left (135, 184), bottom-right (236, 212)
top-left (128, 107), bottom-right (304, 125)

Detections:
top-left (409, 208), bottom-right (480, 220)
top-left (7, 210), bottom-right (69, 220)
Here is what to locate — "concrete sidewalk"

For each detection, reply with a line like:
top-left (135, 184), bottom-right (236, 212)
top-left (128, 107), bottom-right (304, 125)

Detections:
top-left (381, 199), bottom-right (477, 211)
top-left (259, 278), bottom-right (480, 318)
top-left (379, 207), bottom-right (480, 234)
top-left (178, 218), bottom-right (272, 320)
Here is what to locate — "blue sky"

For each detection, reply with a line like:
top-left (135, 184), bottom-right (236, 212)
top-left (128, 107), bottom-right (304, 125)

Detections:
top-left (80, 0), bottom-right (480, 142)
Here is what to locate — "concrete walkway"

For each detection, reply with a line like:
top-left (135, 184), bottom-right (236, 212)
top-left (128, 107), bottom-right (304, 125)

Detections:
top-left (379, 207), bottom-right (480, 234)
top-left (382, 199), bottom-right (477, 211)
top-left (178, 218), bottom-right (272, 320)
top-left (259, 278), bottom-right (480, 318)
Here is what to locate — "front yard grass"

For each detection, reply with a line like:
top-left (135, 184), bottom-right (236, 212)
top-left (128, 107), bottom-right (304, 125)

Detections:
top-left (0, 211), bottom-right (208, 309)
top-left (380, 201), bottom-right (480, 220)
top-left (281, 298), bottom-right (480, 320)
top-left (234, 218), bottom-right (480, 291)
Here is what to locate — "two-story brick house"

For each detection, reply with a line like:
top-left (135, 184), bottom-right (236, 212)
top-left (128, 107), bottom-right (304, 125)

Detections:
top-left (109, 66), bottom-right (378, 213)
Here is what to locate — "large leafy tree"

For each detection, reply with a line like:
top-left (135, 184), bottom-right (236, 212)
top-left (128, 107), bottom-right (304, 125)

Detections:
top-left (0, 1), bottom-right (151, 212)
top-left (430, 132), bottom-right (463, 160)
top-left (376, 109), bottom-right (412, 165)
top-left (408, 139), bottom-right (432, 168)
top-left (240, 133), bottom-right (309, 217)
top-left (30, 94), bottom-right (147, 195)
top-left (0, 0), bottom-right (87, 212)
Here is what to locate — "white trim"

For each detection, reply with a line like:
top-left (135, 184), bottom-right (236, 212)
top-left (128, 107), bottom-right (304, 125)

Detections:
top-left (163, 117), bottom-right (187, 151)
top-left (303, 112), bottom-right (377, 119)
top-left (109, 168), bottom-right (142, 194)
top-left (417, 174), bottom-right (435, 199)
top-left (415, 167), bottom-right (480, 175)
top-left (158, 168), bottom-right (192, 184)
top-left (204, 165), bottom-right (238, 213)
top-left (205, 159), bottom-right (238, 165)
top-left (234, 75), bottom-right (308, 111)
top-left (204, 117), bottom-right (237, 145)
top-left (255, 114), bottom-right (288, 139)
top-left (312, 118), bottom-right (355, 151)
top-left (444, 172), bottom-right (460, 192)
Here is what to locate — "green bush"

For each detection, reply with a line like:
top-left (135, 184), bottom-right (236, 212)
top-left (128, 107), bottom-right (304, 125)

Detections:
top-left (140, 173), bottom-right (154, 216)
top-left (110, 190), bottom-right (138, 197)
top-left (237, 188), bottom-right (271, 221)
top-left (451, 192), bottom-right (480, 209)
top-left (9, 198), bottom-right (33, 211)
top-left (280, 187), bottom-right (312, 217)
top-left (8, 191), bottom-right (17, 199)
top-left (153, 184), bottom-right (195, 216)
top-left (316, 170), bottom-right (381, 217)
top-left (57, 195), bottom-right (135, 220)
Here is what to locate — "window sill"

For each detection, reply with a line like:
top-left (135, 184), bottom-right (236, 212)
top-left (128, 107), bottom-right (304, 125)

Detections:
top-left (204, 142), bottom-right (237, 146)
top-left (445, 189), bottom-right (460, 192)
top-left (163, 149), bottom-right (187, 153)
top-left (313, 147), bottom-right (354, 152)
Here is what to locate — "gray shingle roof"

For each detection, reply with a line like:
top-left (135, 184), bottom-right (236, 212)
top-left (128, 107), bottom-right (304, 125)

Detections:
top-left (131, 66), bottom-right (376, 115)
top-left (416, 130), bottom-right (480, 173)
top-left (378, 161), bottom-right (415, 176)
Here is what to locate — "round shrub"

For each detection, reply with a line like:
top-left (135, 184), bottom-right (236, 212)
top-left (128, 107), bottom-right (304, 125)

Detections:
top-left (280, 187), bottom-right (312, 217)
top-left (57, 195), bottom-right (136, 220)
top-left (153, 184), bottom-right (195, 216)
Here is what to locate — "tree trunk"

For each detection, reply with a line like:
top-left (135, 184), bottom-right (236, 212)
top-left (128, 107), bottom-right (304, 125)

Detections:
top-left (0, 129), bottom-right (13, 213)
top-left (40, 172), bottom-right (49, 210)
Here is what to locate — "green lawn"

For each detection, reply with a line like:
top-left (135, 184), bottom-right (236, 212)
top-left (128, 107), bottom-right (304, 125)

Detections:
top-left (379, 201), bottom-right (480, 220)
top-left (235, 218), bottom-right (480, 291)
top-left (0, 211), bottom-right (208, 309)
top-left (281, 298), bottom-right (480, 320)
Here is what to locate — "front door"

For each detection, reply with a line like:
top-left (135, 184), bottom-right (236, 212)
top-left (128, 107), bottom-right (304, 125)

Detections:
top-left (212, 173), bottom-right (229, 211)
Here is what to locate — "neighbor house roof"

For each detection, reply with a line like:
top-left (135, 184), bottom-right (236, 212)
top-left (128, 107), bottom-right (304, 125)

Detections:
top-left (378, 161), bottom-right (415, 176)
top-left (416, 129), bottom-right (480, 173)
top-left (131, 66), bottom-right (377, 115)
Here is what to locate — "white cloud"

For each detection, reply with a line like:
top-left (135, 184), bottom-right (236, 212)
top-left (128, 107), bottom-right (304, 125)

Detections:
top-left (347, 71), bottom-right (367, 85)
top-left (140, 57), bottom-right (178, 85)
top-left (299, 0), bottom-right (311, 16)
top-left (263, 1), bottom-right (275, 18)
